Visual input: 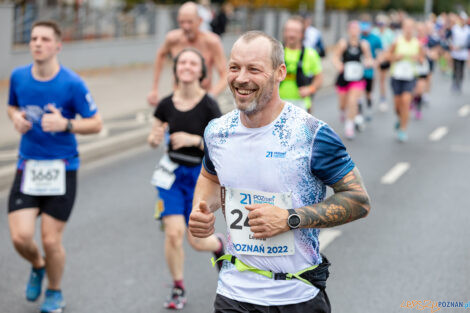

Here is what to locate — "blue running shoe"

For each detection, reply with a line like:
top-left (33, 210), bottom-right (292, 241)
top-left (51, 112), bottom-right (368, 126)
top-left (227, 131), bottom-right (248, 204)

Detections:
top-left (26, 267), bottom-right (45, 302)
top-left (40, 289), bottom-right (66, 313)
top-left (397, 130), bottom-right (408, 142)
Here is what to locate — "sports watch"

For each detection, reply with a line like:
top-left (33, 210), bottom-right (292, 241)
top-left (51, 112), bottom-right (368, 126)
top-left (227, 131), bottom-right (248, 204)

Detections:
top-left (65, 119), bottom-right (73, 133)
top-left (287, 209), bottom-right (301, 230)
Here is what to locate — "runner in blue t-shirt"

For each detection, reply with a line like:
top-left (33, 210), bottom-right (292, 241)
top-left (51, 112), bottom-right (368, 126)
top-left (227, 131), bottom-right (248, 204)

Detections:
top-left (360, 20), bottom-right (383, 122)
top-left (7, 21), bottom-right (102, 313)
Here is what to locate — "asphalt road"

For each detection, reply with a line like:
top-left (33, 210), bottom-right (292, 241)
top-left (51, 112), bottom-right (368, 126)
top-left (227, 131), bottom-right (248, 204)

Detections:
top-left (1, 71), bottom-right (469, 313)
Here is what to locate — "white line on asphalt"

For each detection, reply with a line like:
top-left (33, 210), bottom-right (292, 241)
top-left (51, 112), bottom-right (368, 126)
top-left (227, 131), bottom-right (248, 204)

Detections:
top-left (319, 229), bottom-right (342, 252)
top-left (428, 126), bottom-right (448, 142)
top-left (458, 105), bottom-right (470, 117)
top-left (381, 162), bottom-right (410, 184)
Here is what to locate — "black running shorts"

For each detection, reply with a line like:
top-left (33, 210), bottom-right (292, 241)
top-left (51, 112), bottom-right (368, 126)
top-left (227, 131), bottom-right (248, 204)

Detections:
top-left (8, 170), bottom-right (77, 222)
top-left (365, 78), bottom-right (374, 93)
top-left (391, 78), bottom-right (416, 95)
top-left (380, 61), bottom-right (391, 70)
top-left (214, 289), bottom-right (331, 313)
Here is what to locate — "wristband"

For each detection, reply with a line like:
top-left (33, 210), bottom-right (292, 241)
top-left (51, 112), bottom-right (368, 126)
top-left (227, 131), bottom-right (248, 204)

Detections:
top-left (309, 85), bottom-right (316, 94)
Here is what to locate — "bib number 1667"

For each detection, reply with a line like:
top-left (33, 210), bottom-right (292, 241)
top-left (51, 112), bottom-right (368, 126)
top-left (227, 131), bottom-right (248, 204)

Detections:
top-left (30, 169), bottom-right (60, 182)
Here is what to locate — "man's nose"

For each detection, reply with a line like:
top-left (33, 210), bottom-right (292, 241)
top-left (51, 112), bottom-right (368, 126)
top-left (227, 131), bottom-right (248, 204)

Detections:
top-left (234, 68), bottom-right (250, 84)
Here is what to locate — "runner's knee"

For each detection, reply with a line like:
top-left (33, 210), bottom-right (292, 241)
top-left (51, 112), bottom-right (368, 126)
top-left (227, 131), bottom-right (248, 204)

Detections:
top-left (42, 233), bottom-right (63, 253)
top-left (165, 228), bottom-right (185, 248)
top-left (11, 230), bottom-right (34, 249)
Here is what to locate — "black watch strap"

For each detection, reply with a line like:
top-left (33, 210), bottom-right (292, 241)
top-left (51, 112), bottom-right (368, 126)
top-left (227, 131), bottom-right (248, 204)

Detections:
top-left (65, 119), bottom-right (73, 133)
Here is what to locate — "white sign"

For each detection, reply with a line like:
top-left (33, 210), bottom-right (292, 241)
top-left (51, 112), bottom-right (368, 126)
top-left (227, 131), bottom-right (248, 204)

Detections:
top-left (21, 160), bottom-right (66, 196)
top-left (223, 187), bottom-right (295, 257)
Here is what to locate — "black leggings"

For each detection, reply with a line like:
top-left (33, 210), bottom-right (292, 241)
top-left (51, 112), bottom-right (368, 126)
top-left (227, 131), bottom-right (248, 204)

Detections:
top-left (452, 58), bottom-right (466, 88)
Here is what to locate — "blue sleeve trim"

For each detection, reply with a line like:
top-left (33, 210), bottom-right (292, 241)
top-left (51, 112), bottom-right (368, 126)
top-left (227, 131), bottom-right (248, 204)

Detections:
top-left (311, 124), bottom-right (355, 185)
top-left (202, 156), bottom-right (217, 175)
top-left (202, 138), bottom-right (217, 175)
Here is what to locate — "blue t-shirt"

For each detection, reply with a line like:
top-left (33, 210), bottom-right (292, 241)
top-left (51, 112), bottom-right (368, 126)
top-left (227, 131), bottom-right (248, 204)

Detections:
top-left (361, 33), bottom-right (383, 79)
top-left (8, 64), bottom-right (98, 170)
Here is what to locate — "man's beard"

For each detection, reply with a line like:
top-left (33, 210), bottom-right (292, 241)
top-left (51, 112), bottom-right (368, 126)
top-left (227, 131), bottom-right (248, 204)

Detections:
top-left (232, 74), bottom-right (275, 116)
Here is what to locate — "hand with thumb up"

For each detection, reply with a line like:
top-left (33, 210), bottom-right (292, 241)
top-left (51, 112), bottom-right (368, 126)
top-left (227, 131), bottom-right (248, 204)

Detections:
top-left (41, 104), bottom-right (67, 132)
top-left (189, 200), bottom-right (216, 238)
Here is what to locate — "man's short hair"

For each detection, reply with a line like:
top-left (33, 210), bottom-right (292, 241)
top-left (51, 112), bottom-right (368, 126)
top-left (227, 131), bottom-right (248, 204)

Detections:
top-left (286, 15), bottom-right (305, 32)
top-left (238, 31), bottom-right (284, 69)
top-left (32, 20), bottom-right (62, 40)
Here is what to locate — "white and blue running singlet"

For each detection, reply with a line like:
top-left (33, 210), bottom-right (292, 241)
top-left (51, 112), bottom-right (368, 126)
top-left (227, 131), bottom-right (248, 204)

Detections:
top-left (203, 102), bottom-right (355, 305)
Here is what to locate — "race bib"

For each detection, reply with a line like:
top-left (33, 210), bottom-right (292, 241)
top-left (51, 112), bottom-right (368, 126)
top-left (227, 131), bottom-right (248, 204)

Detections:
top-left (151, 154), bottom-right (179, 190)
top-left (21, 160), bottom-right (66, 196)
top-left (416, 59), bottom-right (430, 76)
top-left (393, 60), bottom-right (415, 80)
top-left (222, 187), bottom-right (295, 257)
top-left (344, 61), bottom-right (364, 81)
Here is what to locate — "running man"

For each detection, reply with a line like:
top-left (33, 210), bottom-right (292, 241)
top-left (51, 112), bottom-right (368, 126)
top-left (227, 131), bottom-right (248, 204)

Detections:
top-left (280, 16), bottom-right (323, 113)
top-left (189, 31), bottom-right (371, 313)
top-left (449, 12), bottom-right (470, 93)
top-left (389, 18), bottom-right (425, 142)
top-left (372, 14), bottom-right (395, 111)
top-left (302, 14), bottom-right (326, 58)
top-left (359, 19), bottom-right (383, 121)
top-left (147, 1), bottom-right (227, 106)
top-left (413, 22), bottom-right (432, 120)
top-left (148, 48), bottom-right (224, 310)
top-left (333, 21), bottom-right (372, 140)
top-left (7, 20), bottom-right (102, 313)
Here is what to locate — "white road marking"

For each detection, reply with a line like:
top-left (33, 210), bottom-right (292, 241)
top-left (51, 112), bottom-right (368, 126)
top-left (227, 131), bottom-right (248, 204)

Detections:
top-left (428, 126), bottom-right (448, 142)
top-left (458, 105), bottom-right (470, 117)
top-left (381, 162), bottom-right (410, 184)
top-left (319, 229), bottom-right (342, 252)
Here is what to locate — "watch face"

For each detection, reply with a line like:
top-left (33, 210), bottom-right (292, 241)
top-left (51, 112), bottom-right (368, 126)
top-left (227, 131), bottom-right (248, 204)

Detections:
top-left (289, 215), bottom-right (301, 228)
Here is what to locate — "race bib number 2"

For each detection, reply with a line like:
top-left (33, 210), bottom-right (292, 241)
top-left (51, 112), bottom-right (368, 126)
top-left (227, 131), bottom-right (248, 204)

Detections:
top-left (223, 187), bottom-right (295, 257)
top-left (21, 160), bottom-right (66, 196)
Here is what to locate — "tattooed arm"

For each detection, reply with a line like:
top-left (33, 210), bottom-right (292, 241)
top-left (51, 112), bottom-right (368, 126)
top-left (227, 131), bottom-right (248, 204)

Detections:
top-left (296, 167), bottom-right (370, 228)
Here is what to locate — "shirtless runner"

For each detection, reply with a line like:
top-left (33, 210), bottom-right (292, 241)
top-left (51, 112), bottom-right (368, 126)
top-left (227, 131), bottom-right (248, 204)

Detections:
top-left (147, 1), bottom-right (227, 106)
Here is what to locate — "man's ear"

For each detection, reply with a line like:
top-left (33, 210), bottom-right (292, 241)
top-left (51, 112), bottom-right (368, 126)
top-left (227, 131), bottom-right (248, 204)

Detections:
top-left (276, 64), bottom-right (287, 82)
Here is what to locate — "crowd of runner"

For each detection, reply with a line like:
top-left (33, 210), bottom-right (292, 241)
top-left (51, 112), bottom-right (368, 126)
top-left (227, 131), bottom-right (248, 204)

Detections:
top-left (5, 1), bottom-right (469, 312)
